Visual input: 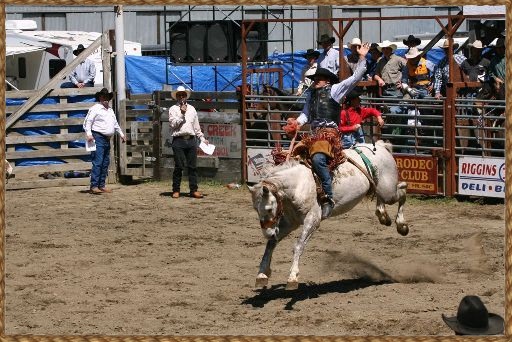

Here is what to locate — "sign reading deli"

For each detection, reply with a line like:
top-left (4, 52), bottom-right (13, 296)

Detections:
top-left (458, 157), bottom-right (505, 198)
top-left (394, 156), bottom-right (438, 195)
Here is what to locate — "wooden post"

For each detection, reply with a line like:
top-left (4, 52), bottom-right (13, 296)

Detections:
top-left (152, 93), bottom-right (162, 181)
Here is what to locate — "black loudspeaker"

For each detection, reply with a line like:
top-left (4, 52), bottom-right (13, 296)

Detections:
top-left (169, 21), bottom-right (268, 63)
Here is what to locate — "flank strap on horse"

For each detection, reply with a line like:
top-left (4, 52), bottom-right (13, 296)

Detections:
top-left (346, 147), bottom-right (378, 195)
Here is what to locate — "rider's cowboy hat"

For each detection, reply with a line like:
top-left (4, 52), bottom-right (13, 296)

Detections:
top-left (441, 39), bottom-right (460, 49)
top-left (171, 85), bottom-right (192, 100)
top-left (469, 40), bottom-right (484, 49)
top-left (73, 44), bottom-right (86, 56)
top-left (317, 34), bottom-right (335, 45)
top-left (306, 67), bottom-right (339, 84)
top-left (348, 37), bottom-right (362, 48)
top-left (442, 295), bottom-right (504, 335)
top-left (303, 49), bottom-right (320, 59)
top-left (95, 88), bottom-right (114, 101)
top-left (377, 40), bottom-right (397, 52)
top-left (403, 35), bottom-right (421, 47)
top-left (404, 47), bottom-right (422, 59)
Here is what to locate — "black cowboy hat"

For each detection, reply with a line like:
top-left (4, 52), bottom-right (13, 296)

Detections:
top-left (403, 35), bottom-right (422, 46)
top-left (73, 44), bottom-right (86, 56)
top-left (303, 49), bottom-right (320, 59)
top-left (343, 88), bottom-right (365, 104)
top-left (494, 37), bottom-right (505, 48)
top-left (95, 88), bottom-right (114, 101)
top-left (306, 67), bottom-right (339, 84)
top-left (442, 296), bottom-right (504, 335)
top-left (369, 43), bottom-right (380, 51)
top-left (317, 34), bottom-right (336, 45)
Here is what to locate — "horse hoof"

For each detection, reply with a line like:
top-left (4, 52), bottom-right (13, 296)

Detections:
top-left (255, 276), bottom-right (269, 288)
top-left (397, 223), bottom-right (409, 236)
top-left (286, 280), bottom-right (299, 290)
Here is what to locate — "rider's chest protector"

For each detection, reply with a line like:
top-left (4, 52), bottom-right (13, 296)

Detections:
top-left (310, 85), bottom-right (341, 124)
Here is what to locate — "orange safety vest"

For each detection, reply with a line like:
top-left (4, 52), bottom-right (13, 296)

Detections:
top-left (407, 58), bottom-right (430, 86)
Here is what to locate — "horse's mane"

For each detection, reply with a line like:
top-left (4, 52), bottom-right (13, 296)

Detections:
top-left (263, 85), bottom-right (291, 97)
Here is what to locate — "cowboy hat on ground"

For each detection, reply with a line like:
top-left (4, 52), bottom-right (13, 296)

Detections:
top-left (442, 295), bottom-right (504, 335)
top-left (441, 39), bottom-right (460, 49)
top-left (73, 44), bottom-right (86, 56)
top-left (403, 35), bottom-right (422, 47)
top-left (95, 88), bottom-right (113, 101)
top-left (317, 34), bottom-right (335, 45)
top-left (303, 49), bottom-right (320, 59)
top-left (469, 40), bottom-right (484, 49)
top-left (306, 67), bottom-right (339, 84)
top-left (348, 37), bottom-right (362, 48)
top-left (405, 47), bottom-right (422, 59)
top-left (377, 40), bottom-right (397, 52)
top-left (171, 85), bottom-right (192, 100)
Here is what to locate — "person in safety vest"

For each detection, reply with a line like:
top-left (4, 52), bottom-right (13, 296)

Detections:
top-left (285, 42), bottom-right (370, 219)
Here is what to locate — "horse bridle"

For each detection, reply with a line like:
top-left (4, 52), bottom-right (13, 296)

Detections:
top-left (259, 180), bottom-right (284, 231)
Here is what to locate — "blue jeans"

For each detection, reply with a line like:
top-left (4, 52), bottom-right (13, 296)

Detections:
top-left (90, 132), bottom-right (111, 189)
top-left (311, 153), bottom-right (332, 198)
top-left (341, 127), bottom-right (364, 149)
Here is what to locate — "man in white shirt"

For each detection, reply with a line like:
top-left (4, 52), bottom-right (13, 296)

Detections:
top-left (296, 49), bottom-right (319, 96)
top-left (83, 88), bottom-right (126, 194)
top-left (316, 34), bottom-right (339, 75)
top-left (61, 44), bottom-right (96, 88)
top-left (168, 86), bottom-right (209, 199)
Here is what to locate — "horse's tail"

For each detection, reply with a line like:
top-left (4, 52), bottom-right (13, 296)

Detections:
top-left (376, 140), bottom-right (393, 154)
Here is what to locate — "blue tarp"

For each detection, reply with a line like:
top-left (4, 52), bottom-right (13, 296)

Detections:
top-left (125, 47), bottom-right (449, 94)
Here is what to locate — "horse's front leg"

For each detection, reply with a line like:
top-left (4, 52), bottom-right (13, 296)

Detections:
top-left (256, 238), bottom-right (277, 288)
top-left (286, 212), bottom-right (321, 290)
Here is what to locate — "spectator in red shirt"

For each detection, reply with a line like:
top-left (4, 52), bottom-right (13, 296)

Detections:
top-left (339, 89), bottom-right (384, 148)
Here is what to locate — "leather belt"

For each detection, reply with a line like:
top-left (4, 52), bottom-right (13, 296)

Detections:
top-left (175, 135), bottom-right (193, 140)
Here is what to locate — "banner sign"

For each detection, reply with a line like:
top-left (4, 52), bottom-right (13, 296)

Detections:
top-left (458, 157), bottom-right (505, 198)
top-left (394, 156), bottom-right (438, 195)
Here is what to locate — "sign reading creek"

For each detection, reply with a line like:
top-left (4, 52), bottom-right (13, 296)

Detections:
top-left (458, 157), bottom-right (505, 198)
top-left (394, 156), bottom-right (438, 195)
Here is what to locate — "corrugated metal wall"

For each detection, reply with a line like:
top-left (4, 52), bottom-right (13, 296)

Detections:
top-left (6, 5), bottom-right (462, 53)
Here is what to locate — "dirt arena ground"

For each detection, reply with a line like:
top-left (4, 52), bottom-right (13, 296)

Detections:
top-left (4, 181), bottom-right (505, 336)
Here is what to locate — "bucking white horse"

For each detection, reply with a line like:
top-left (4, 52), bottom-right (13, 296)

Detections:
top-left (248, 140), bottom-right (408, 290)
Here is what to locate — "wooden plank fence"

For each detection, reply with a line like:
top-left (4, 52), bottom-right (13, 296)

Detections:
top-left (5, 87), bottom-right (103, 190)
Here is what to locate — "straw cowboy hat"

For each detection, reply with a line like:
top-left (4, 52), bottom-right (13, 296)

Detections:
top-left (95, 88), bottom-right (113, 101)
top-left (306, 67), bottom-right (339, 84)
top-left (377, 40), bottom-right (397, 52)
top-left (403, 34), bottom-right (421, 47)
top-left (404, 47), bottom-right (422, 59)
top-left (73, 44), bottom-right (86, 56)
top-left (441, 39), bottom-right (460, 49)
top-left (469, 40), bottom-right (484, 49)
top-left (171, 85), bottom-right (192, 100)
top-left (442, 296), bottom-right (504, 335)
top-left (317, 34), bottom-right (335, 45)
top-left (303, 49), bottom-right (320, 59)
top-left (348, 37), bottom-right (362, 48)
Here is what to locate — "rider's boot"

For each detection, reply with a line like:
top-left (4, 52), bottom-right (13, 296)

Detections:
top-left (321, 196), bottom-right (335, 219)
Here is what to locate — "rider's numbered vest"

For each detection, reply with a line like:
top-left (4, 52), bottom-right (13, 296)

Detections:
top-left (407, 58), bottom-right (430, 86)
top-left (309, 85), bottom-right (341, 124)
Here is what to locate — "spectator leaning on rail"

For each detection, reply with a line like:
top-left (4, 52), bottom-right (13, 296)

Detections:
top-left (460, 40), bottom-right (490, 97)
top-left (83, 88), bottom-right (126, 194)
top-left (364, 43), bottom-right (382, 81)
top-left (296, 49), bottom-right (320, 96)
top-left (488, 37), bottom-right (505, 100)
top-left (316, 34), bottom-right (339, 75)
top-left (168, 86), bottom-right (209, 199)
top-left (442, 295), bottom-right (504, 335)
top-left (374, 40), bottom-right (406, 99)
top-left (61, 44), bottom-right (96, 88)
top-left (286, 42), bottom-right (370, 219)
top-left (433, 39), bottom-right (467, 100)
top-left (339, 88), bottom-right (384, 149)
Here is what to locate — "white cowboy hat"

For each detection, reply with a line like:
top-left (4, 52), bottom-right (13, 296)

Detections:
top-left (469, 40), bottom-right (484, 49)
top-left (377, 40), bottom-right (397, 52)
top-left (348, 37), bottom-right (362, 48)
top-left (405, 47), bottom-right (422, 59)
top-left (441, 39), bottom-right (459, 49)
top-left (171, 85), bottom-right (192, 100)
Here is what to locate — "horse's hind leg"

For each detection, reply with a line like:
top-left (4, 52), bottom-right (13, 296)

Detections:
top-left (256, 239), bottom-right (277, 288)
top-left (395, 182), bottom-right (409, 236)
top-left (375, 197), bottom-right (392, 226)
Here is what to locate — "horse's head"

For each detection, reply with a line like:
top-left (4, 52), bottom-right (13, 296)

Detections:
top-left (248, 181), bottom-right (284, 240)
